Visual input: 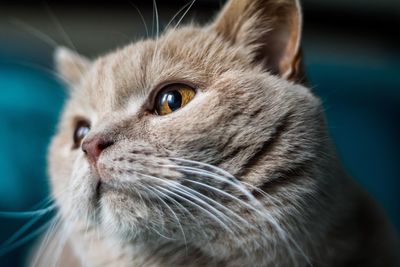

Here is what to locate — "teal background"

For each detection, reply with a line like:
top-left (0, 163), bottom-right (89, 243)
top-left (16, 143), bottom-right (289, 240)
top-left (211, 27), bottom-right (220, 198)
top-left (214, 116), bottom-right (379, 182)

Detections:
top-left (0, 0), bottom-right (399, 266)
top-left (0, 60), bottom-right (64, 266)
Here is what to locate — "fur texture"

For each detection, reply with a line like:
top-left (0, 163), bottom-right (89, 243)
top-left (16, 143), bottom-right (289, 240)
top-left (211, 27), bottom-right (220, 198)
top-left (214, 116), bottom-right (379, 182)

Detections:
top-left (31, 0), bottom-right (399, 266)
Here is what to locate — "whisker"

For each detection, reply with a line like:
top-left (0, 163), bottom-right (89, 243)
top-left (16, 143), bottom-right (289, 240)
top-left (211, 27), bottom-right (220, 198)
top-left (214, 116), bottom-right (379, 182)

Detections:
top-left (173, 0), bottom-right (196, 31)
top-left (0, 215), bottom-right (58, 257)
top-left (155, 185), bottom-right (234, 235)
top-left (30, 196), bottom-right (57, 210)
top-left (148, 184), bottom-right (208, 240)
top-left (52, 215), bottom-right (79, 267)
top-left (166, 159), bottom-right (310, 265)
top-left (128, 1), bottom-right (149, 38)
top-left (1, 202), bottom-right (55, 248)
top-left (126, 171), bottom-right (237, 231)
top-left (146, 185), bottom-right (186, 246)
top-left (169, 179), bottom-right (250, 232)
top-left (165, 162), bottom-right (261, 207)
top-left (31, 214), bottom-right (62, 267)
top-left (150, 225), bottom-right (175, 241)
top-left (31, 183), bottom-right (80, 267)
top-left (150, 0), bottom-right (196, 74)
top-left (170, 158), bottom-right (235, 180)
top-left (8, 18), bottom-right (59, 48)
top-left (174, 177), bottom-right (258, 226)
top-left (43, 3), bottom-right (79, 54)
top-left (153, 0), bottom-right (160, 38)
top-left (41, 2), bottom-right (90, 83)
top-left (0, 205), bottom-right (56, 219)
top-left (170, 159), bottom-right (252, 188)
top-left (163, 1), bottom-right (194, 32)
top-left (0, 59), bottom-right (69, 85)
top-left (2, 215), bottom-right (48, 249)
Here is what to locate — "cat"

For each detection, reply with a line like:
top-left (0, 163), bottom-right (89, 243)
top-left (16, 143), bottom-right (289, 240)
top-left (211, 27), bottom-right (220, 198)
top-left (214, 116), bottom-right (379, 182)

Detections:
top-left (30, 0), bottom-right (399, 266)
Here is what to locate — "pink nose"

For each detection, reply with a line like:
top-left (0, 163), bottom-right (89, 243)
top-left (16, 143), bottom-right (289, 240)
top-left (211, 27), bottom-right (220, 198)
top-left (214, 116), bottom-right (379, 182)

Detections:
top-left (82, 137), bottom-right (114, 165)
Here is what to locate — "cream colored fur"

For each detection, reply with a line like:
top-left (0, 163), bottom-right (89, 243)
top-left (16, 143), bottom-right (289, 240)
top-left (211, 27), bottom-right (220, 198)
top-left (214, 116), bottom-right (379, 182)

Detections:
top-left (30, 0), bottom-right (399, 266)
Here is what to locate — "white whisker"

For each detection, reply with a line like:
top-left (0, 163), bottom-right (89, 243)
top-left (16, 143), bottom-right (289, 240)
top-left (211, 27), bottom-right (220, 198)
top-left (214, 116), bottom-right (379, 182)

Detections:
top-left (52, 216), bottom-right (79, 267)
top-left (153, 0), bottom-right (160, 38)
top-left (43, 3), bottom-right (78, 54)
top-left (173, 0), bottom-right (196, 30)
top-left (31, 214), bottom-right (62, 267)
top-left (128, 2), bottom-right (149, 38)
top-left (175, 178), bottom-right (257, 226)
top-left (155, 185), bottom-right (234, 235)
top-left (148, 184), bottom-right (208, 240)
top-left (165, 162), bottom-right (262, 207)
top-left (166, 158), bottom-right (311, 265)
top-left (0, 215), bottom-right (58, 258)
top-left (125, 171), bottom-right (237, 233)
top-left (8, 19), bottom-right (59, 48)
top-left (146, 185), bottom-right (187, 247)
top-left (0, 205), bottom-right (56, 219)
top-left (163, 1), bottom-right (194, 32)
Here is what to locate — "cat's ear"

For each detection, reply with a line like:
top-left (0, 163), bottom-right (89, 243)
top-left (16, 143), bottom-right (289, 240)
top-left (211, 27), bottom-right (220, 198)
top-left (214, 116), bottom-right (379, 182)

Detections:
top-left (211, 0), bottom-right (306, 84)
top-left (54, 47), bottom-right (90, 85)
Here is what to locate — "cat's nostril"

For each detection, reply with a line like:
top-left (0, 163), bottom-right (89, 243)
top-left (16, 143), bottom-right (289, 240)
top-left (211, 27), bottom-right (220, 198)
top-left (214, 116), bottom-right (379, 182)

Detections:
top-left (82, 137), bottom-right (114, 165)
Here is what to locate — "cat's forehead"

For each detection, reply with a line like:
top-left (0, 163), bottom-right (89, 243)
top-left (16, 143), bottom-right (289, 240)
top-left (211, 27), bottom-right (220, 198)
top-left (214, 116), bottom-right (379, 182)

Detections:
top-left (75, 26), bottom-right (252, 112)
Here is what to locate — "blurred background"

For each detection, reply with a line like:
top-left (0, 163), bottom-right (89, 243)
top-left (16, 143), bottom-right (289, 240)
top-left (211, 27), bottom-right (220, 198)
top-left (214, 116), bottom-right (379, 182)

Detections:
top-left (0, 0), bottom-right (399, 266)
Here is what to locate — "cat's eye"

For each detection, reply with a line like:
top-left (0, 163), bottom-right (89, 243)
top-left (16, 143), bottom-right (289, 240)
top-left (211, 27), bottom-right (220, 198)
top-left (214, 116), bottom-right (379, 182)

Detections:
top-left (154, 84), bottom-right (196, 116)
top-left (73, 120), bottom-right (90, 148)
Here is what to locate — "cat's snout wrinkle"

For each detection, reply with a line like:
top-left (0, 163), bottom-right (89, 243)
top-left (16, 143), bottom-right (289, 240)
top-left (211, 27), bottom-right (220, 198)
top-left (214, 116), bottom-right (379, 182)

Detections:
top-left (82, 136), bottom-right (114, 166)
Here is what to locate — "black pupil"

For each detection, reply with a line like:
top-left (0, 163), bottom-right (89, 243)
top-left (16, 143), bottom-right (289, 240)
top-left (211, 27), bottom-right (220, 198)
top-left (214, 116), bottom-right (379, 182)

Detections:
top-left (162, 90), bottom-right (182, 112)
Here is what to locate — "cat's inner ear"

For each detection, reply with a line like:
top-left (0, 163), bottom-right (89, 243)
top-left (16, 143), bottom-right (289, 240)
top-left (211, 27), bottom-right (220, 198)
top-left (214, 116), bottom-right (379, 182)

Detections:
top-left (212, 0), bottom-right (306, 84)
top-left (54, 47), bottom-right (90, 85)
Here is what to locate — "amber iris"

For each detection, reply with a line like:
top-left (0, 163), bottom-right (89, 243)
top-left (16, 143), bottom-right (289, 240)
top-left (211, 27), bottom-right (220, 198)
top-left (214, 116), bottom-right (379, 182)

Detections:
top-left (155, 84), bottom-right (196, 115)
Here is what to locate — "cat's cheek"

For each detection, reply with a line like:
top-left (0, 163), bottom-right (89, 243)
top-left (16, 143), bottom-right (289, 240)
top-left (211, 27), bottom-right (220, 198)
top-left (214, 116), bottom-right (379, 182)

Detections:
top-left (145, 91), bottom-right (220, 150)
top-left (48, 135), bottom-right (78, 207)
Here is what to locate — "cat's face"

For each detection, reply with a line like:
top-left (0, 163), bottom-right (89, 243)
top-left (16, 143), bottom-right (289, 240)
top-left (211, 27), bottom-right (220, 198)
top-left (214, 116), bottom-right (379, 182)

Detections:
top-left (49, 0), bottom-right (324, 257)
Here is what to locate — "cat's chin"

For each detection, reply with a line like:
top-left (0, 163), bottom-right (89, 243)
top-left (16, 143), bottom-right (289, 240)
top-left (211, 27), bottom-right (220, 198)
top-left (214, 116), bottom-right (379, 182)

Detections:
top-left (94, 184), bottom-right (153, 239)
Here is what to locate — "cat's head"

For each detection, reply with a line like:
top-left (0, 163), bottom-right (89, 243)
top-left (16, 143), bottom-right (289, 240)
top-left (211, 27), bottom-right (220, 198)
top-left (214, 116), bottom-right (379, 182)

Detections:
top-left (49, 0), bottom-right (325, 258)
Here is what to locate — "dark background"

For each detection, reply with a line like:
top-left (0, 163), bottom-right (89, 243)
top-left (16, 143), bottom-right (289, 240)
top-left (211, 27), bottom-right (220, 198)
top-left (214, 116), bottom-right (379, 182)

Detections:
top-left (0, 0), bottom-right (399, 266)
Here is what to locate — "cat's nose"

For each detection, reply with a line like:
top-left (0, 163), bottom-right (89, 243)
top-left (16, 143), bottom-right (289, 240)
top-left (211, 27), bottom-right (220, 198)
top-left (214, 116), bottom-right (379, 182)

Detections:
top-left (82, 136), bottom-right (114, 165)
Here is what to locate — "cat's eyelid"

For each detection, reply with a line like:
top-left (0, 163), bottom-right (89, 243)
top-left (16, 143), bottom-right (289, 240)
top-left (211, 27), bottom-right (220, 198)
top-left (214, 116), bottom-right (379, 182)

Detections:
top-left (152, 89), bottom-right (205, 120)
top-left (144, 80), bottom-right (200, 113)
top-left (71, 116), bottom-right (91, 128)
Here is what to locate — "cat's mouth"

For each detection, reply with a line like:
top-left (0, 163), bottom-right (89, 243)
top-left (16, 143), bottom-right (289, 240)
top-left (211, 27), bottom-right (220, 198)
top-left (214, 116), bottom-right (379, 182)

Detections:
top-left (96, 181), bottom-right (124, 196)
top-left (95, 179), bottom-right (103, 200)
